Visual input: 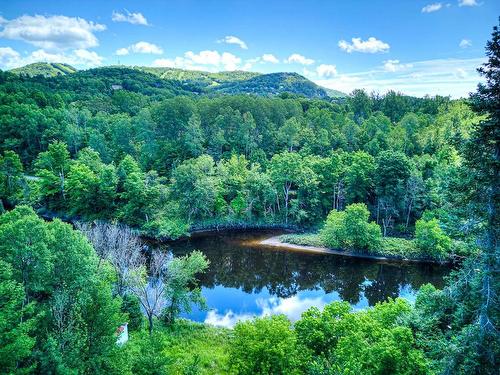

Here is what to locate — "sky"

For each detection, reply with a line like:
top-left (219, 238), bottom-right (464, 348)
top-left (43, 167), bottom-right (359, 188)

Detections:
top-left (0, 0), bottom-right (498, 98)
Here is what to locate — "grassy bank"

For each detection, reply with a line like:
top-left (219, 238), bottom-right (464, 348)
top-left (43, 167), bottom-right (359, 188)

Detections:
top-left (279, 233), bottom-right (470, 262)
top-left (127, 320), bottom-right (231, 374)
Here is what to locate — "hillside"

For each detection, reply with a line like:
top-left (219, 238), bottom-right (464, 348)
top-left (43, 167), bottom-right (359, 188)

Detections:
top-left (139, 67), bottom-right (345, 98)
top-left (8, 63), bottom-right (346, 99)
top-left (138, 67), bottom-right (260, 86)
top-left (10, 62), bottom-right (77, 77)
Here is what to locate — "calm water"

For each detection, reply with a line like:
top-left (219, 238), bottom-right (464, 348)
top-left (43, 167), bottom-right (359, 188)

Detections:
top-left (159, 230), bottom-right (451, 328)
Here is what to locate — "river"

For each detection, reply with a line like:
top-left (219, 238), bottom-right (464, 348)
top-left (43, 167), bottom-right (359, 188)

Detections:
top-left (159, 230), bottom-right (451, 328)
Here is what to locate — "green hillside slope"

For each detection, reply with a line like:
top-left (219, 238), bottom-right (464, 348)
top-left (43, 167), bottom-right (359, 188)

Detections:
top-left (10, 62), bottom-right (77, 77)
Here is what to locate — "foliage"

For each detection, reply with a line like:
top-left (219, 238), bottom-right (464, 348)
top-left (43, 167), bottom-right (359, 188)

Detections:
top-left (229, 314), bottom-right (301, 375)
top-left (415, 218), bottom-right (452, 259)
top-left (0, 206), bottom-right (124, 373)
top-left (10, 62), bottom-right (77, 77)
top-left (0, 260), bottom-right (36, 374)
top-left (279, 233), bottom-right (325, 247)
top-left (163, 250), bottom-right (210, 325)
top-left (320, 203), bottom-right (382, 251)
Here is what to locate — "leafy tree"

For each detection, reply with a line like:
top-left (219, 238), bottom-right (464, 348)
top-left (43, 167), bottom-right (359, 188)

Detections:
top-left (269, 152), bottom-right (317, 223)
top-left (0, 206), bottom-right (53, 298)
top-left (278, 116), bottom-right (301, 152)
top-left (0, 151), bottom-right (24, 209)
top-left (35, 141), bottom-right (71, 209)
top-left (349, 89), bottom-right (372, 124)
top-left (0, 206), bottom-right (124, 373)
top-left (229, 315), bottom-right (300, 375)
top-left (163, 250), bottom-right (209, 325)
top-left (320, 203), bottom-right (382, 251)
top-left (0, 260), bottom-right (36, 374)
top-left (344, 151), bottom-right (375, 204)
top-left (170, 155), bottom-right (220, 221)
top-left (375, 150), bottom-right (411, 235)
top-left (415, 218), bottom-right (451, 259)
top-left (181, 113), bottom-right (205, 158)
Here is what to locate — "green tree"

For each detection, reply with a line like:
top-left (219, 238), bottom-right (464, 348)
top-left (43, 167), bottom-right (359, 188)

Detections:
top-left (269, 152), bottom-right (317, 224)
top-left (170, 155), bottom-right (220, 221)
top-left (35, 141), bottom-right (71, 209)
top-left (320, 203), bottom-right (382, 251)
top-left (278, 116), bottom-right (302, 152)
top-left (0, 151), bottom-right (24, 209)
top-left (415, 218), bottom-right (451, 259)
top-left (0, 260), bottom-right (36, 374)
top-left (344, 151), bottom-right (375, 204)
top-left (375, 150), bottom-right (411, 236)
top-left (297, 299), bottom-right (428, 375)
top-left (0, 206), bottom-right (53, 298)
top-left (229, 315), bottom-right (300, 375)
top-left (163, 250), bottom-right (209, 325)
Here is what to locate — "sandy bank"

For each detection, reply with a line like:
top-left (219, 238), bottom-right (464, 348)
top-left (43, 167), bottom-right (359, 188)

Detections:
top-left (260, 236), bottom-right (450, 264)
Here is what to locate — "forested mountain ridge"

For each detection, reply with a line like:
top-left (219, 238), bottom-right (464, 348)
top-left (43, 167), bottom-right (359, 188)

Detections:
top-left (9, 62), bottom-right (346, 98)
top-left (10, 62), bottom-right (77, 77)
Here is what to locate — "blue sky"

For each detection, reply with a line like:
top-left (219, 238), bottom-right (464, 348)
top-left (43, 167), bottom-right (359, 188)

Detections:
top-left (0, 0), bottom-right (498, 97)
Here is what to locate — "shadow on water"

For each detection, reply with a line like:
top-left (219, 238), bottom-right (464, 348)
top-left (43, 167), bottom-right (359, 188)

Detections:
top-left (152, 230), bottom-right (452, 326)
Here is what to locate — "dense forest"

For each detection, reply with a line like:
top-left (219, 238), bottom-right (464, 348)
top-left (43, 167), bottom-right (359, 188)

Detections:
top-left (0, 19), bottom-right (498, 375)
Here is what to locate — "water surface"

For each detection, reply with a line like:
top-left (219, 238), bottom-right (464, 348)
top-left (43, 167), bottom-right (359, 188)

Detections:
top-left (160, 230), bottom-right (451, 327)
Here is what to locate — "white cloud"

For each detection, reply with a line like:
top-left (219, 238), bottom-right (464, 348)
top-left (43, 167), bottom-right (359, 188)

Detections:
top-left (0, 47), bottom-right (21, 67)
top-left (204, 310), bottom-right (254, 328)
top-left (459, 39), bottom-right (472, 48)
top-left (116, 48), bottom-right (129, 56)
top-left (217, 35), bottom-right (248, 49)
top-left (458, 0), bottom-right (479, 6)
top-left (338, 37), bottom-right (390, 53)
top-left (111, 10), bottom-right (148, 25)
top-left (204, 295), bottom-right (329, 328)
top-left (0, 15), bottom-right (106, 50)
top-left (455, 68), bottom-right (467, 78)
top-left (422, 3), bottom-right (443, 13)
top-left (73, 49), bottom-right (103, 66)
top-left (316, 64), bottom-right (338, 78)
top-left (285, 53), bottom-right (315, 65)
top-left (314, 57), bottom-right (485, 98)
top-left (262, 53), bottom-right (279, 64)
top-left (383, 59), bottom-right (413, 72)
top-left (152, 50), bottom-right (241, 71)
top-left (116, 41), bottom-right (163, 55)
top-left (0, 46), bottom-right (104, 69)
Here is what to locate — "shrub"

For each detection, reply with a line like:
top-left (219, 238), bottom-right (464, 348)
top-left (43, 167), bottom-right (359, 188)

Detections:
top-left (415, 218), bottom-right (452, 259)
top-left (380, 237), bottom-right (419, 258)
top-left (320, 203), bottom-right (382, 251)
top-left (229, 315), bottom-right (300, 375)
top-left (279, 233), bottom-right (324, 247)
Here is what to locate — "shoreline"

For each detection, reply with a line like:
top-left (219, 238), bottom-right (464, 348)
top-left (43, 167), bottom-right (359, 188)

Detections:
top-left (260, 236), bottom-right (452, 264)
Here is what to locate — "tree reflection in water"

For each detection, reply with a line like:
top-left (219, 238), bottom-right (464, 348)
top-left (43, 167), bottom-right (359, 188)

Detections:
top-left (153, 230), bottom-right (451, 324)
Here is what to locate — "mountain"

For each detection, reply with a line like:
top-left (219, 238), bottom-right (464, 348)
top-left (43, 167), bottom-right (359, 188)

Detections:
top-left (10, 62), bottom-right (77, 77)
top-left (8, 63), bottom-right (346, 98)
top-left (138, 67), bottom-right (345, 98)
top-left (138, 67), bottom-right (260, 87)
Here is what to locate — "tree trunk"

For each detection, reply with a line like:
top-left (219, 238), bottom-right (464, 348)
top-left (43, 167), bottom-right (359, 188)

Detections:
top-left (148, 314), bottom-right (154, 335)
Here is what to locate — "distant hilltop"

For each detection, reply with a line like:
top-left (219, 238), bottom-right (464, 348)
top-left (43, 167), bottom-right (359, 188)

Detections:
top-left (8, 62), bottom-right (346, 99)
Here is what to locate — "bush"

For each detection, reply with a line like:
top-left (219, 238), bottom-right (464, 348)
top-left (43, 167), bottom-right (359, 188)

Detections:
top-left (279, 233), bottom-right (324, 247)
top-left (380, 237), bottom-right (419, 258)
top-left (229, 315), bottom-right (301, 375)
top-left (295, 300), bottom-right (429, 375)
top-left (415, 218), bottom-right (452, 259)
top-left (320, 203), bottom-right (382, 251)
top-left (122, 294), bottom-right (143, 331)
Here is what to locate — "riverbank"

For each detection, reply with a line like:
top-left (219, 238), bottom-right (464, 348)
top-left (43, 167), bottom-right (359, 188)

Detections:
top-left (262, 234), bottom-right (459, 264)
